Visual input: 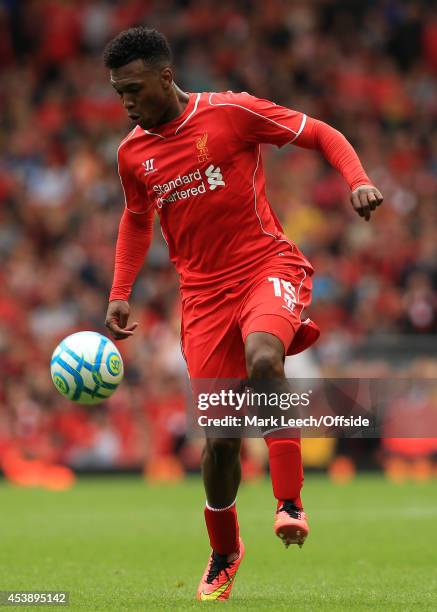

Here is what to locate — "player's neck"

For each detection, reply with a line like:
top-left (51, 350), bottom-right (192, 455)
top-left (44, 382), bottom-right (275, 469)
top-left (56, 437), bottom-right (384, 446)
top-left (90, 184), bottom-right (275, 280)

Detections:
top-left (157, 84), bottom-right (190, 126)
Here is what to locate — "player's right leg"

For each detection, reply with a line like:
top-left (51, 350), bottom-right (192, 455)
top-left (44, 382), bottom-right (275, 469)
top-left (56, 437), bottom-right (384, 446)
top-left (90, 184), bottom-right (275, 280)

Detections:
top-left (202, 438), bottom-right (242, 509)
top-left (181, 286), bottom-right (247, 600)
top-left (197, 437), bottom-right (244, 601)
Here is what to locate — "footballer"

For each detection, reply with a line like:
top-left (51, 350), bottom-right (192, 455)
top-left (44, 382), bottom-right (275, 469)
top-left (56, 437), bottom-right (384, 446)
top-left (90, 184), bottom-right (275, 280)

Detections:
top-left (103, 27), bottom-right (383, 601)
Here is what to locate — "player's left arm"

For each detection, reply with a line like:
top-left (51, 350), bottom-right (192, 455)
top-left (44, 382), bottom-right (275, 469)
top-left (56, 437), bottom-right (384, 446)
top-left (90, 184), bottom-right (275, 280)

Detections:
top-left (219, 93), bottom-right (383, 221)
top-left (294, 117), bottom-right (383, 221)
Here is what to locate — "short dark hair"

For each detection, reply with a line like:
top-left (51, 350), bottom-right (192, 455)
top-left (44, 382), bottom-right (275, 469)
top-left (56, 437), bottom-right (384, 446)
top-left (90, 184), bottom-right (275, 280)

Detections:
top-left (103, 27), bottom-right (172, 69)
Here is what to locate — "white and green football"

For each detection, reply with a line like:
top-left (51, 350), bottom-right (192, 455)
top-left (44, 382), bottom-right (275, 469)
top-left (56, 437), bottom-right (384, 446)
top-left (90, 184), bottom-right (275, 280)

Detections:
top-left (50, 331), bottom-right (124, 405)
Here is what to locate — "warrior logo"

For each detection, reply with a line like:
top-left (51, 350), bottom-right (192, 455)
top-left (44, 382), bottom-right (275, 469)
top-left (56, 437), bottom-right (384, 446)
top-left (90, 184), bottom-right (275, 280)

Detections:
top-left (142, 158), bottom-right (156, 174)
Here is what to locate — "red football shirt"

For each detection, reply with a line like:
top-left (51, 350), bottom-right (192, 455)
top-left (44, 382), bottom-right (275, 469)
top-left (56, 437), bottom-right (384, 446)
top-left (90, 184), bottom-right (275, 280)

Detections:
top-left (117, 91), bottom-right (316, 293)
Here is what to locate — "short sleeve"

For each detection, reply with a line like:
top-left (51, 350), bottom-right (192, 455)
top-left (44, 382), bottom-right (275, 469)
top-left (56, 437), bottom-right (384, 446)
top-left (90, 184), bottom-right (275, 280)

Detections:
top-left (117, 145), bottom-right (151, 214)
top-left (210, 91), bottom-right (308, 148)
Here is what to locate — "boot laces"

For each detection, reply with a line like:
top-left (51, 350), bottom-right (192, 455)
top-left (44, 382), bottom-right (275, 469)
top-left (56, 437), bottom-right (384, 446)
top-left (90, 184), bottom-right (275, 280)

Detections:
top-left (278, 500), bottom-right (302, 519)
top-left (206, 551), bottom-right (235, 584)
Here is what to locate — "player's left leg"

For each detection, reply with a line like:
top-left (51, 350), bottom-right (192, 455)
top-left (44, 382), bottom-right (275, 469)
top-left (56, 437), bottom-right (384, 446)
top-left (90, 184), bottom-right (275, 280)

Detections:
top-left (240, 264), bottom-right (319, 548)
top-left (245, 331), bottom-right (309, 547)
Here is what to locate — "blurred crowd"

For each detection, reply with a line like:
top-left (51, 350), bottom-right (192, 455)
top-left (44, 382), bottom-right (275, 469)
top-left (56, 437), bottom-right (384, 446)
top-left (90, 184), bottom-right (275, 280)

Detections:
top-left (0, 0), bottom-right (436, 476)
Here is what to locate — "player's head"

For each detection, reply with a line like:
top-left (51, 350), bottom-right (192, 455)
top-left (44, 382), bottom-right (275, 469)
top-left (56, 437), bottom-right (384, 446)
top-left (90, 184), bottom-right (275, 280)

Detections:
top-left (103, 27), bottom-right (173, 129)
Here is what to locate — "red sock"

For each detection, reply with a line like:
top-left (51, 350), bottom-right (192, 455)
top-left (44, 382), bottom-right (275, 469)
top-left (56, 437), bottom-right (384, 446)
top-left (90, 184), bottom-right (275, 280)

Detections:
top-left (265, 436), bottom-right (303, 508)
top-left (204, 501), bottom-right (240, 555)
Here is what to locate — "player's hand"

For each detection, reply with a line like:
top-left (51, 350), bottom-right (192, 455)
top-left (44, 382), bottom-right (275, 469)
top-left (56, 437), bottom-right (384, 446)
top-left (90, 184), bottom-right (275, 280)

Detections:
top-left (105, 300), bottom-right (138, 340)
top-left (350, 184), bottom-right (383, 221)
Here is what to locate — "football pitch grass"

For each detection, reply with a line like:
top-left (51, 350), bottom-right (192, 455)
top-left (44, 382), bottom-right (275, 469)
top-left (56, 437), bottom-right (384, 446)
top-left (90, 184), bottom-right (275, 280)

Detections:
top-left (1, 475), bottom-right (436, 611)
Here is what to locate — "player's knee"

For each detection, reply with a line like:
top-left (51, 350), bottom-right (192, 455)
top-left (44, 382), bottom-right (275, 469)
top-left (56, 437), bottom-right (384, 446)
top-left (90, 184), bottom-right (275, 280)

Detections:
top-left (205, 438), bottom-right (241, 466)
top-left (247, 347), bottom-right (284, 379)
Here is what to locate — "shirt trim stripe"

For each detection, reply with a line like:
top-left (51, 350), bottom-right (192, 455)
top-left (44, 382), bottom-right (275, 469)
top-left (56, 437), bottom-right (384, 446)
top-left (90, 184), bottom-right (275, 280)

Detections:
top-left (251, 145), bottom-right (295, 251)
top-left (208, 92), bottom-right (300, 136)
top-left (175, 92), bottom-right (201, 134)
top-left (289, 113), bottom-right (307, 143)
top-left (118, 125), bottom-right (138, 149)
top-left (143, 92), bottom-right (201, 139)
top-left (144, 129), bottom-right (166, 139)
top-left (117, 127), bottom-right (149, 214)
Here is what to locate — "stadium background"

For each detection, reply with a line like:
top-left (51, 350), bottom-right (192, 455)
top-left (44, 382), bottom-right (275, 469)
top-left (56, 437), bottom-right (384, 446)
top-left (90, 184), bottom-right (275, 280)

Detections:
top-left (1, 0), bottom-right (436, 486)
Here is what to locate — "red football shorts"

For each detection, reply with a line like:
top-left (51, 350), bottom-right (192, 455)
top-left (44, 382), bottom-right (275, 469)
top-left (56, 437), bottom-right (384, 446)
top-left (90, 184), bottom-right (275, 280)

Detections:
top-left (181, 260), bottom-right (320, 379)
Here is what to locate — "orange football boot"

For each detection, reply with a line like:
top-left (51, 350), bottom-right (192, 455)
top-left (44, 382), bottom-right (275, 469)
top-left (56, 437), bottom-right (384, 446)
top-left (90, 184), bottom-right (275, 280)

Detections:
top-left (274, 501), bottom-right (309, 548)
top-left (196, 538), bottom-right (245, 601)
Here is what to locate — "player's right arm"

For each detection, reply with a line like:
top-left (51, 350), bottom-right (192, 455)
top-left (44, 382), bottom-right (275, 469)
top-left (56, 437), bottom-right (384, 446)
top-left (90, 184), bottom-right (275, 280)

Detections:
top-left (105, 141), bottom-right (154, 340)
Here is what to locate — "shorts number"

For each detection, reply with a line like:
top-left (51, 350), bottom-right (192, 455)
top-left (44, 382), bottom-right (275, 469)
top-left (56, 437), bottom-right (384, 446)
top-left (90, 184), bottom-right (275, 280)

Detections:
top-left (267, 277), bottom-right (296, 313)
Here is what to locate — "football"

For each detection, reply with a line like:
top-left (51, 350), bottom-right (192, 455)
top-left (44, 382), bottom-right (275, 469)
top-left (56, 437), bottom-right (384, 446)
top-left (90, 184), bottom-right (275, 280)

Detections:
top-left (50, 331), bottom-right (124, 405)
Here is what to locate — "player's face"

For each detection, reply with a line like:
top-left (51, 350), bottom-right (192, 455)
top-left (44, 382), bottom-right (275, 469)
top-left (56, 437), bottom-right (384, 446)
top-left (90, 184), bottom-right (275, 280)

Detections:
top-left (110, 59), bottom-right (173, 130)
